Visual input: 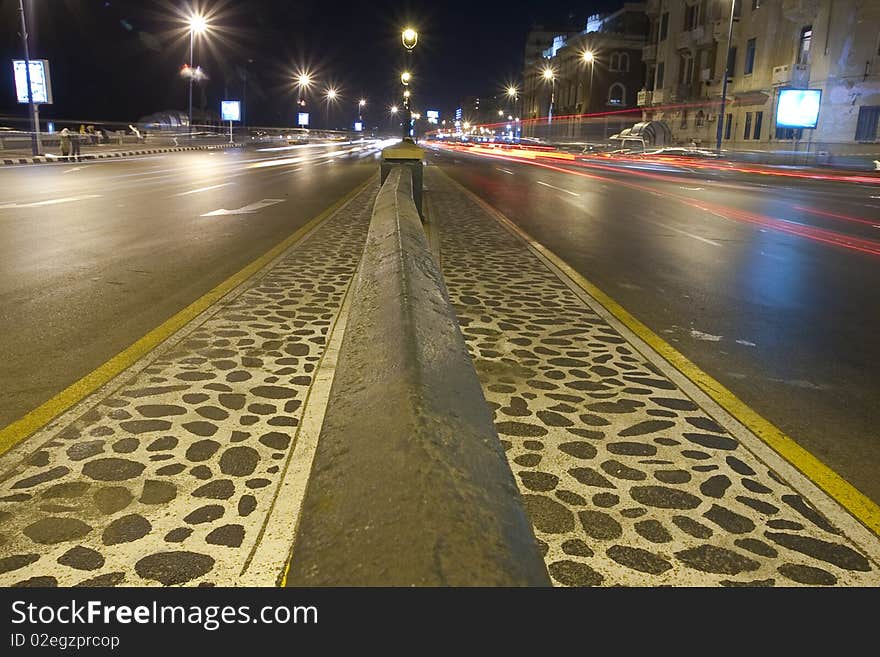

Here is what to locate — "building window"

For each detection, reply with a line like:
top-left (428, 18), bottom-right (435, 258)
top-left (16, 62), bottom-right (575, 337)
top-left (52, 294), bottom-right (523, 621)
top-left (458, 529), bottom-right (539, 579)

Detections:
top-left (681, 110), bottom-right (689, 129)
top-left (696, 110), bottom-right (705, 127)
top-left (745, 38), bottom-right (756, 74)
top-left (751, 0), bottom-right (761, 9)
top-left (743, 112), bottom-right (753, 140)
top-left (798, 26), bottom-right (812, 65)
top-left (754, 111), bottom-right (763, 139)
top-left (724, 113), bottom-right (733, 140)
top-left (680, 55), bottom-right (695, 84)
top-left (685, 3), bottom-right (699, 31)
top-left (855, 106), bottom-right (880, 141)
top-left (656, 62), bottom-right (665, 88)
top-left (608, 83), bottom-right (626, 106)
top-left (610, 53), bottom-right (629, 72)
top-left (660, 12), bottom-right (669, 41)
top-left (727, 46), bottom-right (737, 78)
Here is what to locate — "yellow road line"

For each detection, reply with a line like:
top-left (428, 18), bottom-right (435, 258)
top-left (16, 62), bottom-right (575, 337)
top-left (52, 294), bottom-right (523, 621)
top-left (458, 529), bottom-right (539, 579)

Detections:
top-left (444, 169), bottom-right (880, 537)
top-left (0, 177), bottom-right (374, 458)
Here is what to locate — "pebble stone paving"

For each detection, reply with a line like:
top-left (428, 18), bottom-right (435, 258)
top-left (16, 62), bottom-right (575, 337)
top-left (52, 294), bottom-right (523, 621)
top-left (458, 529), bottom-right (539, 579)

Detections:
top-left (430, 167), bottom-right (880, 587)
top-left (0, 186), bottom-right (375, 587)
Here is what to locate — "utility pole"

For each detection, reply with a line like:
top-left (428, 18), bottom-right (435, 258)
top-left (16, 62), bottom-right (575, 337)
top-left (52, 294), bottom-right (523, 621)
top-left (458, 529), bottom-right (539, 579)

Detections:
top-left (18, 0), bottom-right (41, 156)
top-left (715, 0), bottom-right (736, 153)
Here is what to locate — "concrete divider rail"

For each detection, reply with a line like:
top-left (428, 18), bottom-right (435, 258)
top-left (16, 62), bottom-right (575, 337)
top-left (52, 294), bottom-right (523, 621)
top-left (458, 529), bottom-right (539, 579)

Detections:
top-left (286, 165), bottom-right (550, 586)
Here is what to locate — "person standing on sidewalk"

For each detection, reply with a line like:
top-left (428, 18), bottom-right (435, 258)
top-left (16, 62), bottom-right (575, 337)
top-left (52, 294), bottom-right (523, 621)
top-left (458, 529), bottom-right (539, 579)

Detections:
top-left (59, 128), bottom-right (71, 161)
top-left (70, 129), bottom-right (82, 162)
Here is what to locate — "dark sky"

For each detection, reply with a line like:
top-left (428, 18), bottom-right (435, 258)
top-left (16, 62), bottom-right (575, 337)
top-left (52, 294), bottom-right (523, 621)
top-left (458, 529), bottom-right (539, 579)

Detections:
top-left (1, 0), bottom-right (620, 129)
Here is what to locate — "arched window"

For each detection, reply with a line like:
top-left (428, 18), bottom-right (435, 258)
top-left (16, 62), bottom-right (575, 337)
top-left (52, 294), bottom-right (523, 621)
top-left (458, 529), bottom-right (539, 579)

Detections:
top-left (695, 110), bottom-right (705, 127)
top-left (608, 83), bottom-right (625, 106)
top-left (610, 53), bottom-right (620, 71)
top-left (619, 53), bottom-right (630, 72)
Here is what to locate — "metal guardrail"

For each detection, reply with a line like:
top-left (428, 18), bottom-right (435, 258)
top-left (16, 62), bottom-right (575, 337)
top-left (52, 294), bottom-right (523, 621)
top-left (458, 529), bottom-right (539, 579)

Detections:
top-left (286, 164), bottom-right (550, 586)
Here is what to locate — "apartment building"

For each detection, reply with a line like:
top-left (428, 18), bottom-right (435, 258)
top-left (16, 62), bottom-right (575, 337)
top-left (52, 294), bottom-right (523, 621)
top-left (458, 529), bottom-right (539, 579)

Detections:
top-left (522, 4), bottom-right (650, 140)
top-left (640, 0), bottom-right (880, 154)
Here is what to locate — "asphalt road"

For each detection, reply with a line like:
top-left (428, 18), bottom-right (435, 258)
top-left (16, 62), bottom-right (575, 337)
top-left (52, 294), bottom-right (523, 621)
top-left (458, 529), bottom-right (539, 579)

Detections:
top-left (0, 140), bottom-right (381, 429)
top-left (429, 145), bottom-right (880, 505)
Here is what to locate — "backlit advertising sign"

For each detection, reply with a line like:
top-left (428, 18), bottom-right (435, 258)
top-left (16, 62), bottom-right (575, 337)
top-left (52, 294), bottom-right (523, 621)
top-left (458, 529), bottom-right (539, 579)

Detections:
top-left (13, 59), bottom-right (53, 104)
top-left (221, 100), bottom-right (241, 122)
top-left (776, 88), bottom-right (821, 129)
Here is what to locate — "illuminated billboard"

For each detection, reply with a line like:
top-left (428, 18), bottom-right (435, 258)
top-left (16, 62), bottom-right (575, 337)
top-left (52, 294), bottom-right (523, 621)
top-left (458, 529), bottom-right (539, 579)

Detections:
top-left (221, 100), bottom-right (241, 122)
top-left (13, 59), bottom-right (53, 104)
top-left (776, 88), bottom-right (821, 129)
top-left (426, 109), bottom-right (439, 125)
top-left (354, 121), bottom-right (363, 132)
top-left (297, 112), bottom-right (310, 127)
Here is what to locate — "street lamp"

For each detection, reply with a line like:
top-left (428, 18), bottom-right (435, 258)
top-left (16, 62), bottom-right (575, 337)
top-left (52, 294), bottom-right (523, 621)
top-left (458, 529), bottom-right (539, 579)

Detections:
top-left (187, 13), bottom-right (208, 139)
top-left (582, 50), bottom-right (595, 113)
top-left (402, 28), bottom-right (418, 51)
top-left (542, 67), bottom-right (556, 124)
top-left (401, 71), bottom-right (412, 85)
top-left (17, 0), bottom-right (41, 155)
top-left (507, 85), bottom-right (521, 139)
top-left (324, 87), bottom-right (339, 129)
top-left (716, 0), bottom-right (736, 153)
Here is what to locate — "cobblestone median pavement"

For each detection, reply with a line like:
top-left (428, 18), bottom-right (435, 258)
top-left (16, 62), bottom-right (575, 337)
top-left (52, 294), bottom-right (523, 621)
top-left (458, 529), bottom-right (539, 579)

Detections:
top-left (0, 184), bottom-right (375, 587)
top-left (429, 167), bottom-right (880, 587)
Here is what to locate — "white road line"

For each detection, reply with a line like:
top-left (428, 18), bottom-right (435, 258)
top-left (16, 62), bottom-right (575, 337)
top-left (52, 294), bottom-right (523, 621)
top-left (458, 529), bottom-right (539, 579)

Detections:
top-left (0, 194), bottom-right (102, 209)
top-left (496, 167), bottom-right (515, 175)
top-left (647, 219), bottom-right (722, 247)
top-left (201, 198), bottom-right (285, 217)
top-left (536, 180), bottom-right (580, 196)
top-left (62, 167), bottom-right (84, 174)
top-left (174, 182), bottom-right (236, 196)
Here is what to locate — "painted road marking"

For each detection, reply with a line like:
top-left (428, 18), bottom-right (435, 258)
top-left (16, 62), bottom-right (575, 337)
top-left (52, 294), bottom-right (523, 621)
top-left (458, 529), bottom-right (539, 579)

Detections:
top-left (648, 220), bottom-right (722, 247)
top-left (439, 167), bottom-right (880, 543)
top-left (496, 167), bottom-right (515, 175)
top-left (0, 177), bottom-right (374, 459)
top-left (174, 182), bottom-right (236, 196)
top-left (201, 198), bottom-right (285, 216)
top-left (62, 167), bottom-right (84, 174)
top-left (536, 180), bottom-right (580, 196)
top-left (0, 194), bottom-right (102, 209)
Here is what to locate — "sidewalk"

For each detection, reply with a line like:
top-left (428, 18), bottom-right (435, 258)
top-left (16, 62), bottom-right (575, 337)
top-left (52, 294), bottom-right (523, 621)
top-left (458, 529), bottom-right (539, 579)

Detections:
top-left (1, 140), bottom-right (239, 166)
top-left (0, 184), bottom-right (374, 586)
top-left (427, 166), bottom-right (879, 586)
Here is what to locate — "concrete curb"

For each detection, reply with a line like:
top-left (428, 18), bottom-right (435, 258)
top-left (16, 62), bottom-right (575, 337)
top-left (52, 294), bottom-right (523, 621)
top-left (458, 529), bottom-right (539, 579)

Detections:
top-left (1, 142), bottom-right (241, 166)
top-left (286, 166), bottom-right (550, 586)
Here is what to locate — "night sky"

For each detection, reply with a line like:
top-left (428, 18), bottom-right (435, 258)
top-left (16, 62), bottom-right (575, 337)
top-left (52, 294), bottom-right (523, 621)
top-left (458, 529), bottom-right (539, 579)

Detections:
top-left (1, 0), bottom-right (620, 129)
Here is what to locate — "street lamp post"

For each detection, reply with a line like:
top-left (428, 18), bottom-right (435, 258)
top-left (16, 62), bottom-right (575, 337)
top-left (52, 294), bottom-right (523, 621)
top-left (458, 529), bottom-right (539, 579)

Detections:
top-left (582, 50), bottom-right (596, 141)
top-left (543, 67), bottom-right (555, 125)
top-left (17, 0), bottom-right (41, 156)
top-left (295, 74), bottom-right (312, 130)
top-left (715, 0), bottom-right (736, 154)
top-left (401, 27), bottom-right (418, 140)
top-left (188, 14), bottom-right (207, 139)
top-left (324, 87), bottom-right (338, 129)
top-left (507, 85), bottom-right (520, 139)
top-left (358, 98), bottom-right (366, 132)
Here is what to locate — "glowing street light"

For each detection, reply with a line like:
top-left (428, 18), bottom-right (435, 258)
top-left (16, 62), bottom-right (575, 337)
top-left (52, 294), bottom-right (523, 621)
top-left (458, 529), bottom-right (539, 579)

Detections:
top-left (187, 13), bottom-right (209, 137)
top-left (325, 87), bottom-right (338, 101)
top-left (401, 71), bottom-right (412, 85)
top-left (582, 51), bottom-right (596, 111)
top-left (403, 90), bottom-right (410, 99)
top-left (324, 86), bottom-right (339, 128)
top-left (402, 28), bottom-right (418, 51)
top-left (391, 105), bottom-right (399, 114)
top-left (582, 50), bottom-right (594, 63)
top-left (542, 67), bottom-right (556, 124)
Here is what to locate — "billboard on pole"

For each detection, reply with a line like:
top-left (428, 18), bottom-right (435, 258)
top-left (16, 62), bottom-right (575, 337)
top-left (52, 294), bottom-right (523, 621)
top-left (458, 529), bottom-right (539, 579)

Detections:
top-left (13, 59), bottom-right (53, 104)
top-left (221, 100), bottom-right (241, 122)
top-left (776, 88), bottom-right (821, 129)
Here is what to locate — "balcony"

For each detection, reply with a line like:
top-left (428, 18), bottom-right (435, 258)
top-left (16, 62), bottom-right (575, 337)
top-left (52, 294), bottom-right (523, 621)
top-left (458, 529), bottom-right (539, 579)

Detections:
top-left (772, 63), bottom-right (810, 87)
top-left (637, 90), bottom-right (653, 107)
top-left (642, 44), bottom-right (657, 61)
top-left (676, 26), bottom-right (709, 51)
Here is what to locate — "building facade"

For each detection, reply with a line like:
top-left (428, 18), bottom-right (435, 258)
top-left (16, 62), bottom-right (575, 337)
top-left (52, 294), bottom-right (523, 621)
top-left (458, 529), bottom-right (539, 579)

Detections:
top-left (521, 4), bottom-right (650, 141)
top-left (640, 0), bottom-right (880, 156)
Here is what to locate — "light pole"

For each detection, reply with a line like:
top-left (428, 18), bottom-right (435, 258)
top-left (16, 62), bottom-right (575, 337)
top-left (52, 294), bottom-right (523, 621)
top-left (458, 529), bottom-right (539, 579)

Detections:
top-left (401, 27), bottom-right (418, 140)
top-left (324, 87), bottom-right (338, 129)
top-left (715, 0), bottom-right (736, 153)
top-left (17, 0), bottom-right (41, 156)
top-left (542, 67), bottom-right (556, 125)
top-left (358, 98), bottom-right (366, 132)
top-left (390, 105), bottom-right (398, 133)
top-left (582, 50), bottom-right (595, 110)
top-left (188, 13), bottom-right (208, 139)
top-left (295, 73), bottom-right (313, 130)
top-left (507, 85), bottom-right (520, 139)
